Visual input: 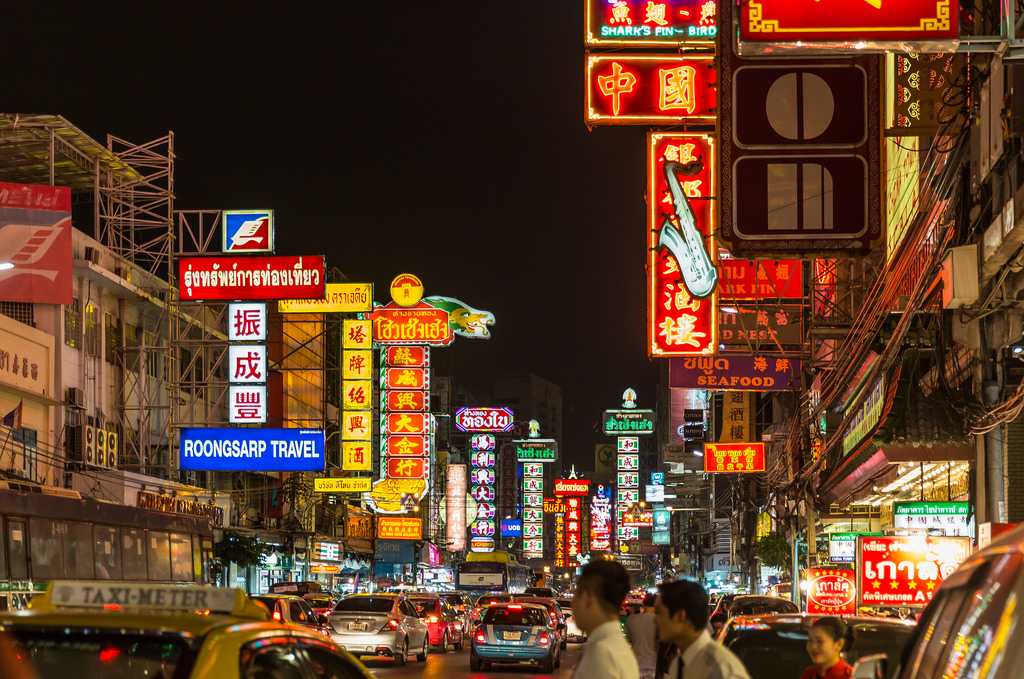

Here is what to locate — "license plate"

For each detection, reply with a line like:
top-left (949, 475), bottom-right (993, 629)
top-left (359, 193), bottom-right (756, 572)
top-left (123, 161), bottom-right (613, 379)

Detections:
top-left (348, 622), bottom-right (369, 631)
top-left (503, 631), bottom-right (522, 641)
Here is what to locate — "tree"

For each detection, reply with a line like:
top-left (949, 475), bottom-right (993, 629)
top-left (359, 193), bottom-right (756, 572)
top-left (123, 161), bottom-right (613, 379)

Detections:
top-left (214, 531), bottom-right (270, 569)
top-left (754, 532), bottom-right (791, 570)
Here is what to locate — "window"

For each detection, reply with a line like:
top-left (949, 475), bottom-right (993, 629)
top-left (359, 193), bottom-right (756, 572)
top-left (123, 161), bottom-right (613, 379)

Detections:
top-left (8, 630), bottom-right (193, 678)
top-left (170, 532), bottom-right (193, 581)
top-left (14, 427), bottom-right (37, 481)
top-left (84, 303), bottom-right (99, 357)
top-left (65, 298), bottom-right (81, 348)
top-left (104, 313), bottom-right (120, 364)
top-left (903, 566), bottom-right (983, 677)
top-left (63, 522), bottom-right (94, 579)
top-left (0, 302), bottom-right (34, 327)
top-left (289, 600), bottom-right (308, 624)
top-left (121, 527), bottom-right (146, 580)
top-left (239, 639), bottom-right (305, 679)
top-left (7, 518), bottom-right (27, 579)
top-left (334, 597), bottom-right (394, 613)
top-left (401, 600), bottom-right (417, 617)
top-left (93, 525), bottom-right (121, 579)
top-left (299, 641), bottom-right (367, 679)
top-left (29, 518), bottom-right (65, 580)
top-left (147, 530), bottom-right (171, 581)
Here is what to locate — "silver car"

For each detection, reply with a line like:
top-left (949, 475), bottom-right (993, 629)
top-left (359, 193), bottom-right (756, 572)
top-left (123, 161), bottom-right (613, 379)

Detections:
top-left (328, 593), bottom-right (429, 665)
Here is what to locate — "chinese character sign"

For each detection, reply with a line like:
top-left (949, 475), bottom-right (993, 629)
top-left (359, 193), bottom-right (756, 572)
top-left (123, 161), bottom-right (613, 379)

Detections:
top-left (718, 392), bottom-right (752, 443)
top-left (648, 133), bottom-right (718, 357)
top-left (704, 442), bottom-right (766, 473)
top-left (586, 0), bottom-right (719, 47)
top-left (229, 386), bottom-right (267, 424)
top-left (375, 344), bottom-right (432, 512)
top-left (522, 461), bottom-right (545, 559)
top-left (566, 497), bottom-right (583, 564)
top-left (590, 485), bottom-right (612, 552)
top-left (228, 345), bottom-right (267, 384)
top-left (342, 319), bottom-right (373, 473)
top-left (228, 303), bottom-right (267, 341)
top-left (469, 432), bottom-right (498, 552)
top-left (586, 55), bottom-right (717, 125)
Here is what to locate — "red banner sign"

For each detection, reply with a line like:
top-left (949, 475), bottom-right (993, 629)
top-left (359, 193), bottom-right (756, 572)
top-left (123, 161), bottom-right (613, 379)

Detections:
top-left (387, 457), bottom-right (427, 480)
top-left (376, 516), bottom-right (423, 540)
top-left (0, 182), bottom-right (72, 305)
top-left (806, 568), bottom-right (857, 615)
top-left (179, 255), bottom-right (325, 301)
top-left (704, 442), bottom-right (766, 473)
top-left (385, 413), bottom-right (428, 435)
top-left (740, 0), bottom-right (959, 45)
top-left (554, 479), bottom-right (592, 497)
top-left (669, 355), bottom-right (801, 390)
top-left (386, 390), bottom-right (428, 412)
top-left (719, 259), bottom-right (803, 299)
top-left (384, 435), bottom-right (428, 458)
top-left (648, 133), bottom-right (718, 357)
top-left (859, 535), bottom-right (970, 607)
top-left (370, 303), bottom-right (453, 346)
top-left (586, 55), bottom-right (717, 125)
top-left (384, 367), bottom-right (426, 390)
top-left (454, 407), bottom-right (515, 433)
top-left (385, 345), bottom-right (428, 367)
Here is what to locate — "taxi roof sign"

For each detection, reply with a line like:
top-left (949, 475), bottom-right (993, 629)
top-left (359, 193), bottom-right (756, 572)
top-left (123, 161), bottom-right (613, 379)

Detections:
top-left (37, 581), bottom-right (260, 618)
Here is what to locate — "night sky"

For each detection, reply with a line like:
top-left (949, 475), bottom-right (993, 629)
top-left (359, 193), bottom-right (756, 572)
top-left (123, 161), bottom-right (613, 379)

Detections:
top-left (9, 4), bottom-right (657, 466)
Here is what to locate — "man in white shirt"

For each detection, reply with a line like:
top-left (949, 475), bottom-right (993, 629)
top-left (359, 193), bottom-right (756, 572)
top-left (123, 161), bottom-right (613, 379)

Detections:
top-left (655, 580), bottom-right (750, 679)
top-left (571, 560), bottom-right (640, 679)
top-left (625, 593), bottom-right (659, 679)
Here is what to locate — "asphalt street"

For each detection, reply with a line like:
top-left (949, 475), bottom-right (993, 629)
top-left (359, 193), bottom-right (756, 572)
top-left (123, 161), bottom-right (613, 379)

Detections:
top-left (365, 641), bottom-right (584, 679)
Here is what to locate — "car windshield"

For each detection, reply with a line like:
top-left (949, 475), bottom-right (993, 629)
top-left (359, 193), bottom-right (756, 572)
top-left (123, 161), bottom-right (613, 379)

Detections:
top-left (409, 598), bottom-right (437, 616)
top-left (483, 607), bottom-right (548, 626)
top-left (723, 623), bottom-right (914, 679)
top-left (304, 595), bottom-right (333, 606)
top-left (6, 630), bottom-right (194, 679)
top-left (334, 597), bottom-right (394, 613)
top-left (731, 599), bottom-right (798, 616)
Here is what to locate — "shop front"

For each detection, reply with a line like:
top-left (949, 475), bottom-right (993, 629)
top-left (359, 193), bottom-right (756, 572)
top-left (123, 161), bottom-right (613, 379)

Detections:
top-left (344, 506), bottom-right (375, 592)
top-left (309, 539), bottom-right (344, 591)
top-left (416, 541), bottom-right (452, 589)
top-left (374, 540), bottom-right (416, 587)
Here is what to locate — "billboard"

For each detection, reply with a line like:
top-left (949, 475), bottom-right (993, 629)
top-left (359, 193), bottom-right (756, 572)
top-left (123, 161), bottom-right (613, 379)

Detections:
top-left (376, 517), bottom-right (423, 541)
top-left (586, 54), bottom-right (717, 125)
top-left (805, 567), bottom-right (856, 616)
top-left (369, 303), bottom-right (454, 346)
top-left (454, 407), bottom-right (515, 433)
top-left (554, 479), bottom-right (592, 497)
top-left (603, 410), bottom-right (656, 435)
top-left (647, 133), bottom-right (717, 357)
top-left (0, 181), bottom-right (72, 305)
top-left (446, 465), bottom-right (467, 552)
top-left (179, 428), bottom-right (325, 472)
top-left (704, 443), bottom-right (766, 473)
top-left (179, 255), bottom-right (325, 301)
top-left (585, 0), bottom-right (718, 47)
top-left (277, 283), bottom-right (373, 313)
top-left (669, 355), bottom-right (801, 390)
top-left (719, 391), bottom-right (752, 443)
top-left (222, 210), bottom-right (274, 253)
top-left (500, 519), bottom-right (522, 538)
top-left (858, 535), bottom-right (970, 607)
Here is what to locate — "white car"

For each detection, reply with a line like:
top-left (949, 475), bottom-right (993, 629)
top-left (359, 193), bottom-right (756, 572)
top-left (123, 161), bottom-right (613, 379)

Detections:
top-left (557, 599), bottom-right (586, 643)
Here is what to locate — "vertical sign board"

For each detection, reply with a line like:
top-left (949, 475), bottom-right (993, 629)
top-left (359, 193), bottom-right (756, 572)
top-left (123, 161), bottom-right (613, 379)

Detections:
top-left (446, 464), bottom-right (467, 552)
top-left (522, 462), bottom-right (546, 559)
top-left (648, 133), bottom-right (718, 357)
top-left (718, 1), bottom-right (881, 257)
top-left (469, 434), bottom-right (497, 552)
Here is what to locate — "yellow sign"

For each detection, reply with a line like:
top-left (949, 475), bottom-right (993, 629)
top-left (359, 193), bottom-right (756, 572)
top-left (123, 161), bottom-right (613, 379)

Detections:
top-left (310, 564), bottom-right (341, 574)
top-left (342, 441), bottom-right (373, 471)
top-left (343, 350), bottom-right (373, 380)
top-left (278, 283), bottom-right (373, 313)
top-left (342, 411), bottom-right (372, 441)
top-left (314, 477), bottom-right (372, 493)
top-left (343, 319), bottom-right (372, 350)
top-left (720, 391), bottom-right (752, 443)
top-left (377, 516), bottom-right (423, 540)
top-left (342, 380), bottom-right (372, 410)
top-left (390, 273), bottom-right (424, 307)
top-left (368, 478), bottom-right (427, 514)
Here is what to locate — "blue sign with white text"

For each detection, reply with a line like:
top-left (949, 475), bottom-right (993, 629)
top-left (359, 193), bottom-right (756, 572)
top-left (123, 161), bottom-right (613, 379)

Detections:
top-left (500, 519), bottom-right (523, 538)
top-left (180, 428), bottom-right (324, 472)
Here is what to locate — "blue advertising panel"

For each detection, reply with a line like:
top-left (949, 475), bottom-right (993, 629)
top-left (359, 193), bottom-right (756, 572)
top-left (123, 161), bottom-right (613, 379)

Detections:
top-left (651, 472), bottom-right (665, 485)
top-left (180, 428), bottom-right (324, 472)
top-left (500, 519), bottom-right (523, 538)
top-left (222, 209), bottom-right (274, 253)
top-left (375, 540), bottom-right (417, 564)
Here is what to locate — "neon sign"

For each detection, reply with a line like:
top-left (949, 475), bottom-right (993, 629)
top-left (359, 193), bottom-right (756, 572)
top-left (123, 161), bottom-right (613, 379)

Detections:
top-left (585, 0), bottom-right (719, 47)
top-left (586, 55), bottom-right (717, 126)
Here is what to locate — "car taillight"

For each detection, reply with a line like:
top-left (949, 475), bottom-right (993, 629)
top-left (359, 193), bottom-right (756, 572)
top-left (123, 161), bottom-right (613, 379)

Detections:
top-left (475, 628), bottom-right (486, 644)
top-left (427, 615), bottom-right (439, 623)
top-left (538, 631), bottom-right (551, 646)
top-left (272, 610), bottom-right (283, 622)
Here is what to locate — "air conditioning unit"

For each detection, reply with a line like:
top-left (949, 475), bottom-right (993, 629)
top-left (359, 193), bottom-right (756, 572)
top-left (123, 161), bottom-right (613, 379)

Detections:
top-left (96, 428), bottom-right (107, 467)
top-left (106, 429), bottom-right (119, 469)
top-left (83, 247), bottom-right (100, 265)
top-left (84, 425), bottom-right (96, 465)
top-left (65, 387), bottom-right (85, 409)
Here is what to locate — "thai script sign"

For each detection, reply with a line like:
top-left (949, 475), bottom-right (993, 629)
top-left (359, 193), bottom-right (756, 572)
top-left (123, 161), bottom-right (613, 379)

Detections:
top-left (554, 479), bottom-right (592, 497)
top-left (179, 428), bottom-right (325, 472)
top-left (704, 442), bottom-right (766, 473)
top-left (585, 0), bottom-right (718, 47)
top-left (806, 567), bottom-right (856, 615)
top-left (893, 502), bottom-right (971, 537)
top-left (314, 477), bottom-right (372, 493)
top-left (718, 259), bottom-right (804, 299)
top-left (603, 410), bottom-right (656, 435)
top-left (858, 535), bottom-right (970, 607)
top-left (179, 255), bottom-right (325, 301)
top-left (515, 440), bottom-right (558, 462)
top-left (369, 303), bottom-right (453, 346)
top-left (454, 407), bottom-right (515, 433)
top-left (278, 283), bottom-right (373, 313)
top-left (376, 517), bottom-right (423, 541)
top-left (136, 491), bottom-right (224, 527)
top-left (669, 355), bottom-right (801, 390)
top-left (586, 54), bottom-right (717, 125)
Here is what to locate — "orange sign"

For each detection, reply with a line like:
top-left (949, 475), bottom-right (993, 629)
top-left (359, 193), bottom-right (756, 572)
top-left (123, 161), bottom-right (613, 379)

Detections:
top-left (704, 442), bottom-right (766, 473)
top-left (385, 435), bottom-right (427, 457)
top-left (377, 516), bottom-right (423, 540)
top-left (386, 390), bottom-right (427, 412)
top-left (389, 273), bottom-right (424, 307)
top-left (386, 413), bottom-right (429, 435)
top-left (387, 457), bottom-right (427, 480)
top-left (385, 367), bottom-right (426, 390)
top-left (370, 303), bottom-right (453, 346)
top-left (386, 345), bottom-right (428, 367)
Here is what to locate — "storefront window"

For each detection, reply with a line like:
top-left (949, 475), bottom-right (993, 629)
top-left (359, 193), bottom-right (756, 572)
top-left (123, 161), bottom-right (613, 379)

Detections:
top-left (94, 525), bottom-right (121, 579)
top-left (7, 518), bottom-right (26, 580)
top-left (147, 531), bottom-right (171, 581)
top-left (63, 522), bottom-right (94, 579)
top-left (170, 533), bottom-right (192, 582)
top-left (29, 518), bottom-right (65, 580)
top-left (122, 528), bottom-right (146, 580)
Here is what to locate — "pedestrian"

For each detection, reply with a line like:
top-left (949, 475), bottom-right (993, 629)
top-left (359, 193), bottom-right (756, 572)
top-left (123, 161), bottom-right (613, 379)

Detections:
top-left (625, 593), bottom-right (659, 679)
top-left (654, 580), bottom-right (750, 679)
top-left (571, 560), bottom-right (640, 679)
top-left (801, 617), bottom-right (854, 679)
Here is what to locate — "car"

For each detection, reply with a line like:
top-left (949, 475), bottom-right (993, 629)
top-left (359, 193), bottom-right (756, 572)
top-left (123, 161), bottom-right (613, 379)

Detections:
top-left (524, 586), bottom-right (558, 598)
top-left (513, 595), bottom-right (568, 649)
top-left (407, 593), bottom-right (465, 652)
top-left (269, 580), bottom-right (324, 595)
top-left (471, 602), bottom-right (562, 672)
top-left (441, 591), bottom-right (474, 631)
top-left (726, 595), bottom-right (799, 618)
top-left (557, 598), bottom-right (586, 643)
top-left (0, 580), bottom-right (373, 679)
top-left (708, 593), bottom-right (739, 635)
top-left (251, 593), bottom-right (333, 638)
top-left (472, 593), bottom-right (513, 623)
top-left (327, 593), bottom-right (429, 665)
top-left (303, 592), bottom-right (337, 618)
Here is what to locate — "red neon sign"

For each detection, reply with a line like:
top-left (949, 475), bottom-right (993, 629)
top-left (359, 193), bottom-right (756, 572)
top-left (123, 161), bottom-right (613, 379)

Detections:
top-left (647, 133), bottom-right (717, 357)
top-left (385, 435), bottom-right (428, 458)
top-left (718, 259), bottom-right (803, 300)
top-left (704, 442), bottom-right (766, 473)
top-left (387, 457), bottom-right (427, 480)
top-left (859, 535), bottom-right (970, 607)
top-left (179, 255), bottom-right (325, 301)
top-left (805, 568), bottom-right (856, 615)
top-left (384, 367), bottom-right (426, 390)
top-left (586, 55), bottom-right (717, 126)
top-left (386, 390), bottom-right (427, 412)
top-left (385, 413), bottom-right (428, 436)
top-left (385, 345), bottom-right (428, 367)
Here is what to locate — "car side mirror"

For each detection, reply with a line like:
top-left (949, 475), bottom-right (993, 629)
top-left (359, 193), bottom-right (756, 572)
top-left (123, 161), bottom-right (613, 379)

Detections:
top-left (317, 614), bottom-right (331, 626)
top-left (852, 654), bottom-right (888, 679)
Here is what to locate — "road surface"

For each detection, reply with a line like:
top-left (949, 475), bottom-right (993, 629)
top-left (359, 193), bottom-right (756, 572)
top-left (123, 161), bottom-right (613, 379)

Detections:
top-left (366, 642), bottom-right (583, 679)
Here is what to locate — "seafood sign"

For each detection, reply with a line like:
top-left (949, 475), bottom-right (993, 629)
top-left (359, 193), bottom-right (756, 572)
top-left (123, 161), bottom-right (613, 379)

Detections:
top-left (179, 255), bottom-right (325, 301)
top-left (858, 535), bottom-right (970, 607)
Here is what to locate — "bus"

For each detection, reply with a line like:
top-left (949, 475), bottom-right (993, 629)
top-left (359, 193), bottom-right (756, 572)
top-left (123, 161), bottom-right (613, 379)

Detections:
top-left (456, 551), bottom-right (533, 593)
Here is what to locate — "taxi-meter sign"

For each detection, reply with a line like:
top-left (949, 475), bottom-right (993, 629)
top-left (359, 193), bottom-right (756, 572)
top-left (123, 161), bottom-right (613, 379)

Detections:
top-left (49, 581), bottom-right (240, 614)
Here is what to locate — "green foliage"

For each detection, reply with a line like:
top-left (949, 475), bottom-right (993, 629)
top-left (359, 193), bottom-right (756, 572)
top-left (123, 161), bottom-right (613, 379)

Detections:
top-left (755, 532), bottom-right (791, 570)
top-left (214, 531), bottom-right (270, 569)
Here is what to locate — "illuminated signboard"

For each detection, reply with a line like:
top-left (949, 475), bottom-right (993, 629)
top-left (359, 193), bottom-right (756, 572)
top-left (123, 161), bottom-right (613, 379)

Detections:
top-left (370, 303), bottom-right (454, 346)
top-left (278, 283), bottom-right (373, 313)
top-left (454, 407), bottom-right (515, 433)
top-left (858, 535), bottom-right (970, 607)
top-left (720, 305), bottom-right (803, 349)
top-left (179, 255), bottom-right (325, 301)
top-left (555, 513), bottom-right (567, 568)
top-left (603, 410), bottom-right (656, 435)
top-left (719, 259), bottom-right (804, 300)
top-left (222, 209), bottom-right (274, 253)
top-left (648, 133), bottom-right (717, 357)
top-left (566, 497), bottom-right (583, 563)
top-left (805, 568), bottom-right (857, 616)
top-left (501, 519), bottom-right (522, 538)
top-left (229, 385), bottom-right (267, 424)
top-left (179, 428), bottom-right (324, 472)
top-left (228, 303), bottom-right (267, 342)
top-left (313, 477), bottom-right (371, 493)
top-left (554, 479), bottom-right (592, 497)
top-left (740, 0), bottom-right (958, 47)
top-left (590, 485), bottom-right (612, 552)
top-left (585, 0), bottom-right (719, 47)
top-left (515, 440), bottom-right (558, 462)
top-left (893, 502), bottom-right (971, 537)
top-left (385, 413), bottom-right (429, 436)
top-left (669, 355), bottom-right (801, 390)
top-left (470, 431), bottom-right (498, 551)
top-left (376, 517), bottom-right (423, 541)
top-left (522, 461), bottom-right (545, 559)
top-left (586, 55), bottom-right (717, 126)
top-left (704, 442), bottom-right (766, 473)
top-left (447, 465), bottom-right (468, 552)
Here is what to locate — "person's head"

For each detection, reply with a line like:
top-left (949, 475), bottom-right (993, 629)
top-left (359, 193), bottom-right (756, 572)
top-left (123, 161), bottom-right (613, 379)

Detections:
top-left (654, 580), bottom-right (709, 648)
top-left (572, 560), bottom-right (631, 633)
top-left (806, 617), bottom-right (855, 669)
top-left (643, 593), bottom-right (656, 611)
